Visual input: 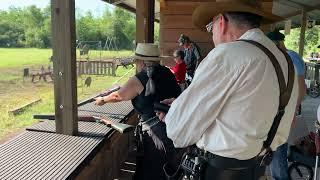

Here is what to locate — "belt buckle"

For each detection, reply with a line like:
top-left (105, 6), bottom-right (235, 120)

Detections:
top-left (140, 116), bottom-right (160, 132)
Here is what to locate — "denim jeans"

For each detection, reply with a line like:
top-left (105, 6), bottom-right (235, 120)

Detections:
top-left (270, 143), bottom-right (289, 180)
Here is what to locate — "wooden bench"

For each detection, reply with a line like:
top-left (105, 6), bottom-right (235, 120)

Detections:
top-left (31, 71), bottom-right (53, 83)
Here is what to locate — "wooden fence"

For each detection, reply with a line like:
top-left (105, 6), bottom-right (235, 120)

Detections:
top-left (77, 60), bottom-right (116, 76)
top-left (305, 62), bottom-right (320, 82)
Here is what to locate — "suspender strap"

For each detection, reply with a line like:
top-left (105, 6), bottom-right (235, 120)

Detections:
top-left (238, 39), bottom-right (295, 151)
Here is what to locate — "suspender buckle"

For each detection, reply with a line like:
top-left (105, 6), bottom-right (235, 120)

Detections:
top-left (259, 148), bottom-right (273, 166)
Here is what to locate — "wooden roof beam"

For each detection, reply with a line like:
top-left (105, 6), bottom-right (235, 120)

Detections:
top-left (286, 0), bottom-right (320, 11)
top-left (112, 0), bottom-right (126, 5)
top-left (277, 3), bottom-right (320, 19)
top-left (275, 0), bottom-right (306, 10)
top-left (275, 0), bottom-right (320, 11)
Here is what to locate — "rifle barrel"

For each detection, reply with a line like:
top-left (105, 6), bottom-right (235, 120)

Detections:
top-left (77, 86), bottom-right (120, 106)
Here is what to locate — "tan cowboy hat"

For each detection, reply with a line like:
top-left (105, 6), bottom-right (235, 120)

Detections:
top-left (192, 0), bottom-right (284, 32)
top-left (134, 43), bottom-right (171, 61)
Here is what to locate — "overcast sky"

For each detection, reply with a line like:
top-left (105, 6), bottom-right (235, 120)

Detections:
top-left (0, 0), bottom-right (113, 16)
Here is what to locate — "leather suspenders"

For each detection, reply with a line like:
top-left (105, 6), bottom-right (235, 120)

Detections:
top-left (239, 39), bottom-right (295, 163)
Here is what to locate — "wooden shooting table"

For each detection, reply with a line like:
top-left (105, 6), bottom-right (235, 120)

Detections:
top-left (0, 100), bottom-right (137, 180)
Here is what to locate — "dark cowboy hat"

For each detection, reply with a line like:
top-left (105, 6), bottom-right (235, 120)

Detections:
top-left (192, 0), bottom-right (284, 31)
top-left (178, 34), bottom-right (190, 46)
top-left (266, 30), bottom-right (285, 41)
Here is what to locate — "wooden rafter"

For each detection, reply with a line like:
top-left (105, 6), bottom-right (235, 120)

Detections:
top-left (111, 0), bottom-right (126, 5)
top-left (275, 0), bottom-right (320, 11)
top-left (282, 4), bottom-right (320, 19)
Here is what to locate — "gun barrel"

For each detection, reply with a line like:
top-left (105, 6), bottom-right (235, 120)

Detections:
top-left (33, 114), bottom-right (55, 120)
top-left (34, 114), bottom-right (97, 122)
top-left (77, 86), bottom-right (120, 106)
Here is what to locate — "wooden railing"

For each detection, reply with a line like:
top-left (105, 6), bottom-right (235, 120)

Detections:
top-left (305, 62), bottom-right (320, 82)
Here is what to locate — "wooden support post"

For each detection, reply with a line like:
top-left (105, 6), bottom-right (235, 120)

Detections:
top-left (51, 0), bottom-right (78, 135)
top-left (299, 9), bottom-right (306, 57)
top-left (136, 0), bottom-right (155, 43)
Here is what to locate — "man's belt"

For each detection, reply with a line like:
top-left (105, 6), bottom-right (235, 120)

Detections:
top-left (199, 149), bottom-right (263, 170)
top-left (139, 116), bottom-right (160, 132)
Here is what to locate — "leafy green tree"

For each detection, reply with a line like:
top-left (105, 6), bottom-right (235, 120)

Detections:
top-left (285, 26), bottom-right (320, 57)
top-left (108, 7), bottom-right (135, 49)
top-left (0, 4), bottom-right (137, 50)
top-left (0, 20), bottom-right (24, 47)
top-left (305, 26), bottom-right (319, 56)
top-left (154, 22), bottom-right (159, 44)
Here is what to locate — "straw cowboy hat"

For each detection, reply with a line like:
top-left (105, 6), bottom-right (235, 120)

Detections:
top-left (134, 43), bottom-right (169, 61)
top-left (192, 0), bottom-right (284, 31)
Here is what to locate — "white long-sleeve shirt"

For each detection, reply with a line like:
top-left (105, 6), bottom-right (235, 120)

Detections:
top-left (165, 28), bottom-right (299, 160)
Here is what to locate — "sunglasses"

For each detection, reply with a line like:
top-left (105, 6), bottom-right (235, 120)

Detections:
top-left (205, 14), bottom-right (228, 34)
top-left (206, 21), bottom-right (214, 33)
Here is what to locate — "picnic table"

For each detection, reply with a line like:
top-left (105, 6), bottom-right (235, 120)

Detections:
top-left (31, 71), bottom-right (53, 83)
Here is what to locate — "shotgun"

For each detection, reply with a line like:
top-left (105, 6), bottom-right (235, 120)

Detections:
top-left (33, 114), bottom-right (134, 134)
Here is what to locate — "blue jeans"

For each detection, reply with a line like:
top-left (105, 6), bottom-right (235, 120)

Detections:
top-left (270, 143), bottom-right (289, 180)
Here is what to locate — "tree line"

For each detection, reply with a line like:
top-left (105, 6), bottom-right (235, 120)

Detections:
top-left (0, 5), bottom-right (318, 55)
top-left (0, 5), bottom-right (138, 50)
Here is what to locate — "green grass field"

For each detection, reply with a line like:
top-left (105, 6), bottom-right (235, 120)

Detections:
top-left (0, 48), bottom-right (133, 68)
top-left (0, 48), bottom-right (135, 141)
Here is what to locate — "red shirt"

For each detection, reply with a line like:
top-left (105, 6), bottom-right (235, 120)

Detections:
top-left (171, 62), bottom-right (186, 83)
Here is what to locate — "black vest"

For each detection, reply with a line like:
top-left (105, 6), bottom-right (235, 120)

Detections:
top-left (132, 65), bottom-right (181, 120)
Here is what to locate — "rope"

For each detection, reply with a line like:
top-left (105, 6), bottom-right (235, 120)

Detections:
top-left (112, 66), bottom-right (135, 85)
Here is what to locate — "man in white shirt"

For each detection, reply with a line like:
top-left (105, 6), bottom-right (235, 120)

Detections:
top-left (158, 0), bottom-right (299, 179)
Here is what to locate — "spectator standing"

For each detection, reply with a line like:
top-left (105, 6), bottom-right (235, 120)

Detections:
top-left (178, 34), bottom-right (201, 83)
top-left (170, 50), bottom-right (187, 90)
top-left (267, 30), bottom-right (306, 180)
